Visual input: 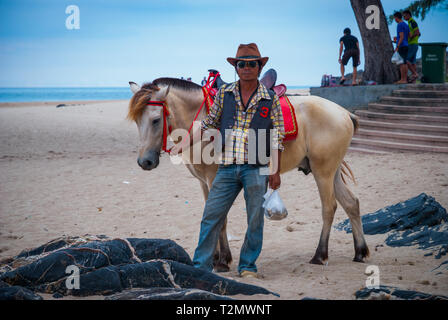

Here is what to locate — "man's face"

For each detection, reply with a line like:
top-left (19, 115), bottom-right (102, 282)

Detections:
top-left (403, 13), bottom-right (410, 21)
top-left (236, 60), bottom-right (260, 82)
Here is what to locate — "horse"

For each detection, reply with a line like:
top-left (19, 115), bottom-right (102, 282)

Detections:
top-left (127, 77), bottom-right (369, 272)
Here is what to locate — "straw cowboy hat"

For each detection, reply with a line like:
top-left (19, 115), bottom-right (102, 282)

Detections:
top-left (227, 43), bottom-right (269, 67)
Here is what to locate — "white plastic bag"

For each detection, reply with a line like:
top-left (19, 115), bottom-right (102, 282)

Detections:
top-left (391, 52), bottom-right (403, 65)
top-left (262, 188), bottom-right (288, 221)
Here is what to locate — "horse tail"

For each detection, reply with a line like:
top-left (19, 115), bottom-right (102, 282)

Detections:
top-left (340, 160), bottom-right (356, 186)
top-left (349, 112), bottom-right (359, 134)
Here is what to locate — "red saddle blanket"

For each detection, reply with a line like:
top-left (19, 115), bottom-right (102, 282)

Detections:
top-left (278, 94), bottom-right (298, 141)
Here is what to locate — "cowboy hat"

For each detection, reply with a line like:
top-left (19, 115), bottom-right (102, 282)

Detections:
top-left (227, 43), bottom-right (269, 67)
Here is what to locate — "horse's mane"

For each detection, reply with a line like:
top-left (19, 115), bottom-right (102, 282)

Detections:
top-left (127, 78), bottom-right (201, 122)
top-left (153, 77), bottom-right (202, 91)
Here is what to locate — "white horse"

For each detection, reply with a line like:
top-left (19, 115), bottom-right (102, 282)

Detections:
top-left (128, 77), bottom-right (369, 271)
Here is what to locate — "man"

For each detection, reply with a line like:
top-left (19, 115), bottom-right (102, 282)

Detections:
top-left (338, 28), bottom-right (360, 85)
top-left (403, 10), bottom-right (420, 82)
top-left (171, 43), bottom-right (285, 278)
top-left (393, 11), bottom-right (410, 84)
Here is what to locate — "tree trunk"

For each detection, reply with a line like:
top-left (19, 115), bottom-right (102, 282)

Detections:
top-left (350, 0), bottom-right (399, 84)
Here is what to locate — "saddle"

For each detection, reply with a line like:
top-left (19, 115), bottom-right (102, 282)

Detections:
top-left (207, 68), bottom-right (298, 141)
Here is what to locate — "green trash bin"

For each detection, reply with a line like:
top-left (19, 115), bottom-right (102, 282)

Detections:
top-left (419, 42), bottom-right (447, 83)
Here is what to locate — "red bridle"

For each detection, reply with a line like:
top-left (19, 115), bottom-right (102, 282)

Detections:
top-left (145, 72), bottom-right (219, 154)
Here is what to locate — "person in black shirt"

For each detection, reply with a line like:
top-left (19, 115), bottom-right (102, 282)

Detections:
top-left (338, 28), bottom-right (360, 85)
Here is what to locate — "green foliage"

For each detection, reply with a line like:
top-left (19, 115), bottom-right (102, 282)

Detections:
top-left (387, 0), bottom-right (448, 24)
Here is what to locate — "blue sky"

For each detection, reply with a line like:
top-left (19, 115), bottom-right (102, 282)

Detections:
top-left (0, 0), bottom-right (447, 87)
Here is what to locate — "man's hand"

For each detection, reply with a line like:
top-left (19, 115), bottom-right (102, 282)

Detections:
top-left (269, 172), bottom-right (281, 190)
top-left (338, 58), bottom-right (342, 64)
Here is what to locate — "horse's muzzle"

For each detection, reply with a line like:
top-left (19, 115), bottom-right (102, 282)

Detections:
top-left (137, 151), bottom-right (160, 171)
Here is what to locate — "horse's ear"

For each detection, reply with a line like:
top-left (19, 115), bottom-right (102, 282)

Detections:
top-left (129, 81), bottom-right (141, 94)
top-left (155, 85), bottom-right (170, 100)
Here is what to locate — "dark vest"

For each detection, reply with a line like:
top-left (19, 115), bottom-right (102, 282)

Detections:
top-left (219, 88), bottom-right (275, 166)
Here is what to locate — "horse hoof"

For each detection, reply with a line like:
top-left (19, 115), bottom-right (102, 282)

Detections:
top-left (353, 246), bottom-right (370, 263)
top-left (309, 257), bottom-right (326, 265)
top-left (353, 256), bottom-right (366, 263)
top-left (213, 264), bottom-right (230, 273)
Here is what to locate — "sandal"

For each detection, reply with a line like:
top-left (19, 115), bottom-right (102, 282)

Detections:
top-left (239, 270), bottom-right (258, 278)
top-left (408, 75), bottom-right (418, 83)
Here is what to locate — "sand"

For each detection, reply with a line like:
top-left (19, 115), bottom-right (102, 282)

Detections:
top-left (0, 99), bottom-right (447, 300)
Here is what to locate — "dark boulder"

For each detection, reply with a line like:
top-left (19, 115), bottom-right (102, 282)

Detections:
top-left (39, 259), bottom-right (279, 297)
top-left (0, 236), bottom-right (278, 300)
top-left (1, 236), bottom-right (192, 287)
top-left (105, 288), bottom-right (234, 300)
top-left (0, 285), bottom-right (43, 300)
top-left (335, 193), bottom-right (448, 267)
top-left (336, 193), bottom-right (447, 235)
top-left (356, 285), bottom-right (448, 300)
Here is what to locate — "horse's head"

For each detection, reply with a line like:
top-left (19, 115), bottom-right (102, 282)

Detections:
top-left (128, 81), bottom-right (170, 171)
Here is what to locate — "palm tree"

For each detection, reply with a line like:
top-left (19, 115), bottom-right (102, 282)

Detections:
top-left (350, 0), bottom-right (398, 84)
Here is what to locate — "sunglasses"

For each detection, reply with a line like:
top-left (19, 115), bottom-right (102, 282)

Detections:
top-left (236, 60), bottom-right (259, 69)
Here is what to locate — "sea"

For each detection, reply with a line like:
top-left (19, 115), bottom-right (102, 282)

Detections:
top-left (0, 86), bottom-right (311, 103)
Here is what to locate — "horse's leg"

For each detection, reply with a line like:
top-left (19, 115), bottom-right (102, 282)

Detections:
top-left (214, 218), bottom-right (233, 272)
top-left (309, 167), bottom-right (338, 265)
top-left (199, 180), bottom-right (232, 272)
top-left (333, 167), bottom-right (369, 262)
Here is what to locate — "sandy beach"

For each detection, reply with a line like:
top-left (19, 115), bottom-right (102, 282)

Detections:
top-left (0, 98), bottom-right (447, 300)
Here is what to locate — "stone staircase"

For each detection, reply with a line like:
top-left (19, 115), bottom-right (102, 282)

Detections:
top-left (349, 84), bottom-right (448, 154)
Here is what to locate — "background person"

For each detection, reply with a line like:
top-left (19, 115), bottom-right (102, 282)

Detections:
top-left (338, 27), bottom-right (360, 85)
top-left (393, 11), bottom-right (410, 84)
top-left (403, 10), bottom-right (420, 83)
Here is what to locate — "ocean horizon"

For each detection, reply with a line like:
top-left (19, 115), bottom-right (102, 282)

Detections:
top-left (0, 86), bottom-right (313, 103)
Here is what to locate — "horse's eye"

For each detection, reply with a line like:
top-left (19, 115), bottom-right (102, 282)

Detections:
top-left (152, 118), bottom-right (161, 125)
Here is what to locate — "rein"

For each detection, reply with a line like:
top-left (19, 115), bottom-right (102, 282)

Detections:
top-left (145, 72), bottom-right (220, 154)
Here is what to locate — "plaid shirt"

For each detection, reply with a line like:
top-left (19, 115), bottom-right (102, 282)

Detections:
top-left (201, 80), bottom-right (285, 165)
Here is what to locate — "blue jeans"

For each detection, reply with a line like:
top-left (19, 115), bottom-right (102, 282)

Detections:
top-left (407, 44), bottom-right (418, 64)
top-left (193, 164), bottom-right (269, 273)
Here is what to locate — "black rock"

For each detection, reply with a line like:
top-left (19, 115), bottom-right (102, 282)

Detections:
top-left (0, 280), bottom-right (9, 288)
top-left (0, 286), bottom-right (43, 300)
top-left (105, 287), bottom-right (234, 300)
top-left (356, 285), bottom-right (448, 300)
top-left (335, 193), bottom-right (447, 235)
top-left (0, 236), bottom-right (278, 299)
top-left (335, 193), bottom-right (448, 265)
top-left (40, 259), bottom-right (279, 298)
top-left (1, 236), bottom-right (192, 287)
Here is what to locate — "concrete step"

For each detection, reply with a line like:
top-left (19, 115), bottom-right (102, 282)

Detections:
top-left (380, 96), bottom-right (448, 107)
top-left (350, 137), bottom-right (448, 153)
top-left (406, 84), bottom-right (448, 91)
top-left (355, 110), bottom-right (448, 126)
top-left (358, 119), bottom-right (448, 136)
top-left (348, 146), bottom-right (390, 154)
top-left (392, 90), bottom-right (448, 99)
top-left (368, 103), bottom-right (448, 115)
top-left (355, 128), bottom-right (448, 147)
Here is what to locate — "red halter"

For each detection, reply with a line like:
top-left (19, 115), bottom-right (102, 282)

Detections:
top-left (144, 100), bottom-right (172, 153)
top-left (146, 77), bottom-right (217, 154)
